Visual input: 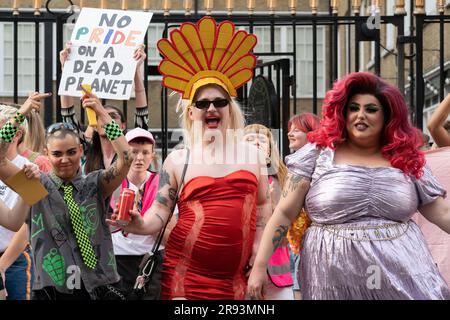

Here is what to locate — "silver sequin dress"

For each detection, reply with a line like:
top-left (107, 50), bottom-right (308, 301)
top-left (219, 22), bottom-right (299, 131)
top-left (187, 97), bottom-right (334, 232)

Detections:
top-left (285, 143), bottom-right (450, 300)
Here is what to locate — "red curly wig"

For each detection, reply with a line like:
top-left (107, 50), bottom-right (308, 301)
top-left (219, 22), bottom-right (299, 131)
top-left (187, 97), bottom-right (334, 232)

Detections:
top-left (288, 113), bottom-right (321, 133)
top-left (308, 71), bottom-right (425, 179)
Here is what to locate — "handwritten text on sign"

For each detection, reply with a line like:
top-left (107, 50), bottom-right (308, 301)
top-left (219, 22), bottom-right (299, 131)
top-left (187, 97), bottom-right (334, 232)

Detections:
top-left (58, 8), bottom-right (153, 100)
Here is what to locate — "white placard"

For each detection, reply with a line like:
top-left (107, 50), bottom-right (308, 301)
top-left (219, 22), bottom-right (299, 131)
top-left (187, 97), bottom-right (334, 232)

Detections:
top-left (58, 8), bottom-right (153, 100)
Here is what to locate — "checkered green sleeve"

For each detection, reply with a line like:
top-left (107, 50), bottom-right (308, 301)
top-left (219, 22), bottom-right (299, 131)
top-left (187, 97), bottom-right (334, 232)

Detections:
top-left (0, 121), bottom-right (18, 143)
top-left (0, 121), bottom-right (16, 163)
top-left (103, 120), bottom-right (123, 141)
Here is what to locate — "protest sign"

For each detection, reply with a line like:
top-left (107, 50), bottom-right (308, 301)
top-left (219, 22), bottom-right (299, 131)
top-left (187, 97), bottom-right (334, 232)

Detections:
top-left (58, 8), bottom-right (153, 100)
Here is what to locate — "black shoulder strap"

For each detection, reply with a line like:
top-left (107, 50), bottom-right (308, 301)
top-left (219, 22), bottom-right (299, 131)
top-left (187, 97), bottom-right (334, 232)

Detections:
top-left (150, 148), bottom-right (190, 254)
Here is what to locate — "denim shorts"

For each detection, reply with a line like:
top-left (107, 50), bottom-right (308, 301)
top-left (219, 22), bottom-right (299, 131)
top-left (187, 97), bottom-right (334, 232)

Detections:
top-left (4, 245), bottom-right (34, 300)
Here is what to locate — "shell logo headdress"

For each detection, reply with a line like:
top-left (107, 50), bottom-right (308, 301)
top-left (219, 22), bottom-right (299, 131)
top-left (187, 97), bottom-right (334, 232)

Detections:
top-left (157, 17), bottom-right (257, 103)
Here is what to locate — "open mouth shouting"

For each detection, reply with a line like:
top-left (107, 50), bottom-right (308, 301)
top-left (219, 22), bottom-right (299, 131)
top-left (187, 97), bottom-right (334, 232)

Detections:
top-left (205, 115), bottom-right (221, 129)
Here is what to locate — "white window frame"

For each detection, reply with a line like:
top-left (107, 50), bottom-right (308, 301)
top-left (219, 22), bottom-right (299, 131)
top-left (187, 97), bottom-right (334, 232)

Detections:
top-left (425, 0), bottom-right (436, 14)
top-left (405, 0), bottom-right (412, 36)
top-left (147, 23), bottom-right (166, 81)
top-left (291, 26), bottom-right (327, 98)
top-left (386, 0), bottom-right (395, 50)
top-left (0, 22), bottom-right (45, 97)
top-left (239, 25), bottom-right (326, 99)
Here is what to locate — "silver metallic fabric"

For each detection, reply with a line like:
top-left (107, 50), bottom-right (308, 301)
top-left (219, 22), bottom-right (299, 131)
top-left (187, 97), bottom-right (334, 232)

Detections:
top-left (285, 143), bottom-right (450, 300)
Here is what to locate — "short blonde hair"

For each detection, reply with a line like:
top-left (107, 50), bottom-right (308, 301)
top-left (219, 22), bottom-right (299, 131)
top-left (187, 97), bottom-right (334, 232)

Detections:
top-left (178, 84), bottom-right (245, 147)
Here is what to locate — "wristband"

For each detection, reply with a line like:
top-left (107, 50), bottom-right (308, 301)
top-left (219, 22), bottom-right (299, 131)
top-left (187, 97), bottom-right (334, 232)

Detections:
top-left (61, 105), bottom-right (76, 117)
top-left (103, 120), bottom-right (123, 141)
top-left (0, 121), bottom-right (18, 143)
top-left (14, 111), bottom-right (26, 124)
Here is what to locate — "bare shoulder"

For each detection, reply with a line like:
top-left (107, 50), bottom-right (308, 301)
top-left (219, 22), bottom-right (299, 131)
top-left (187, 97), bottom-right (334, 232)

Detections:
top-left (166, 148), bottom-right (189, 164)
top-left (163, 148), bottom-right (190, 183)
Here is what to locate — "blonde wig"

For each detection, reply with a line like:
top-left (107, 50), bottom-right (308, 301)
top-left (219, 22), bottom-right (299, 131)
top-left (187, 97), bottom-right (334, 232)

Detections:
top-left (178, 84), bottom-right (246, 147)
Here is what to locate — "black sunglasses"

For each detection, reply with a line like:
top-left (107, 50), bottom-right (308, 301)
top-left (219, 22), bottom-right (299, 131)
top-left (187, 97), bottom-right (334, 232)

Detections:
top-left (194, 99), bottom-right (229, 109)
top-left (46, 122), bottom-right (77, 135)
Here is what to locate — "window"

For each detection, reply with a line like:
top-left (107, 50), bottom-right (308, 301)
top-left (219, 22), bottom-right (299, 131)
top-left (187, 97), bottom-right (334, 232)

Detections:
top-left (386, 0), bottom-right (395, 50)
top-left (0, 23), bottom-right (44, 96)
top-left (249, 25), bottom-right (326, 98)
top-left (147, 23), bottom-right (166, 79)
top-left (405, 0), bottom-right (412, 36)
top-left (426, 0), bottom-right (437, 15)
top-left (252, 26), bottom-right (282, 54)
top-left (250, 26), bottom-right (283, 93)
top-left (288, 26), bottom-right (326, 98)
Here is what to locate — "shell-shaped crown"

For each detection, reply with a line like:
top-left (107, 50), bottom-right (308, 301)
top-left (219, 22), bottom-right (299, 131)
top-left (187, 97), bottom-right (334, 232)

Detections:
top-left (157, 16), bottom-right (257, 102)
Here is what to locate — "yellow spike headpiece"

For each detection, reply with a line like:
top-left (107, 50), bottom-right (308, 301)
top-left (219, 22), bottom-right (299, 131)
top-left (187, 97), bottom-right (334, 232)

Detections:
top-left (157, 17), bottom-right (257, 103)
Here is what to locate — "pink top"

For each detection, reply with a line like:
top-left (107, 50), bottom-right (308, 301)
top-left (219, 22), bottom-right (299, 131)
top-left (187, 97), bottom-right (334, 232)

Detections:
top-left (412, 146), bottom-right (450, 285)
top-left (20, 149), bottom-right (52, 173)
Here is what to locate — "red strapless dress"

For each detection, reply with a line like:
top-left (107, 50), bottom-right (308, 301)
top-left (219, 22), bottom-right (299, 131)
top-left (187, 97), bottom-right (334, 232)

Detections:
top-left (161, 170), bottom-right (258, 300)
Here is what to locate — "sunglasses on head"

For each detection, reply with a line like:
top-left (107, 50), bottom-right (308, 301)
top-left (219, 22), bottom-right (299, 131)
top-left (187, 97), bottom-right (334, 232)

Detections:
top-left (46, 122), bottom-right (77, 135)
top-left (108, 111), bottom-right (122, 120)
top-left (193, 99), bottom-right (229, 109)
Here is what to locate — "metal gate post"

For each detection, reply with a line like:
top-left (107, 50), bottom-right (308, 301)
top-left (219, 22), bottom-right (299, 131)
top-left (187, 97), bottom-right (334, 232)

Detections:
top-left (281, 59), bottom-right (291, 158)
top-left (415, 14), bottom-right (424, 130)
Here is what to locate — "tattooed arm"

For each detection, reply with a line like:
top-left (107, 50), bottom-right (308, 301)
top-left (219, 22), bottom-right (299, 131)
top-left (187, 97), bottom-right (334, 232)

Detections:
top-left (81, 91), bottom-right (133, 197)
top-left (249, 152), bottom-right (272, 268)
top-left (106, 149), bottom-right (181, 235)
top-left (269, 177), bottom-right (282, 212)
top-left (247, 172), bottom-right (310, 299)
top-left (99, 136), bottom-right (132, 198)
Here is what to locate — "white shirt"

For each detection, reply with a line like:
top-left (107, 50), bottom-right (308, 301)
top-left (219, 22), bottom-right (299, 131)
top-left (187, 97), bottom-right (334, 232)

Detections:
top-left (112, 172), bottom-right (163, 255)
top-left (0, 155), bottom-right (30, 252)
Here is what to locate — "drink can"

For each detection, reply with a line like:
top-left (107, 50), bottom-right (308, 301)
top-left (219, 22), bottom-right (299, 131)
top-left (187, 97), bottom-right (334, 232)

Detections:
top-left (116, 188), bottom-right (135, 226)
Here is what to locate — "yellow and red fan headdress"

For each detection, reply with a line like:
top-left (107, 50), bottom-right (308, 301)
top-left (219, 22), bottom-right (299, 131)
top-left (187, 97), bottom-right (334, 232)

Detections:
top-left (157, 17), bottom-right (257, 103)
